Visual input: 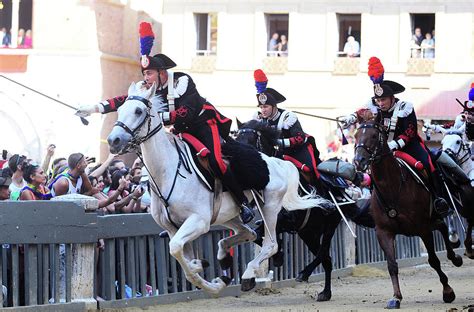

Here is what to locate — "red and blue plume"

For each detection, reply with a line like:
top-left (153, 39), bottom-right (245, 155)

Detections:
top-left (469, 82), bottom-right (474, 101)
top-left (368, 57), bottom-right (384, 84)
top-left (254, 69), bottom-right (268, 94)
top-left (139, 22), bottom-right (154, 56)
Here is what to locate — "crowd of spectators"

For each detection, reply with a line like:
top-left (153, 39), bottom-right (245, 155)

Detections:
top-left (267, 32), bottom-right (288, 57)
top-left (410, 27), bottom-right (435, 58)
top-left (1, 27), bottom-right (33, 48)
top-left (0, 145), bottom-right (149, 214)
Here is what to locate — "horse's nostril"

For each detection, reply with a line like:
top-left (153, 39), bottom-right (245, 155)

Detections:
top-left (113, 137), bottom-right (121, 146)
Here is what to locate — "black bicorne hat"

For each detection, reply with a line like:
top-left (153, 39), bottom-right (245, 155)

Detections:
top-left (141, 53), bottom-right (177, 72)
top-left (256, 88), bottom-right (286, 106)
top-left (372, 80), bottom-right (405, 99)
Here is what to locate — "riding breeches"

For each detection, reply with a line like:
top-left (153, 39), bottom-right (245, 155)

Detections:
top-left (402, 141), bottom-right (435, 172)
top-left (282, 142), bottom-right (321, 182)
top-left (189, 119), bottom-right (227, 177)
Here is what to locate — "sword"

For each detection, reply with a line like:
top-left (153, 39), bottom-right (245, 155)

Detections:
top-left (328, 190), bottom-right (357, 238)
top-left (443, 181), bottom-right (466, 232)
top-left (293, 110), bottom-right (349, 145)
top-left (250, 189), bottom-right (275, 244)
top-left (0, 74), bottom-right (89, 125)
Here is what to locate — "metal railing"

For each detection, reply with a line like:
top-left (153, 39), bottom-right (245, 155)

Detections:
top-left (0, 200), bottom-right (467, 309)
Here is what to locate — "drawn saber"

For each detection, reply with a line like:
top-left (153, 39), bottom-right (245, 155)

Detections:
top-left (443, 181), bottom-right (466, 233)
top-left (328, 190), bottom-right (357, 238)
top-left (294, 110), bottom-right (349, 145)
top-left (0, 74), bottom-right (89, 125)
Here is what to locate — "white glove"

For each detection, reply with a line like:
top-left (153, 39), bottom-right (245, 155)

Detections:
top-left (425, 124), bottom-right (441, 133)
top-left (75, 103), bottom-right (103, 117)
top-left (387, 140), bottom-right (398, 151)
top-left (337, 114), bottom-right (357, 128)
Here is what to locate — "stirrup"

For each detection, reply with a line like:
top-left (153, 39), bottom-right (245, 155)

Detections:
top-left (434, 198), bottom-right (449, 218)
top-left (240, 203), bottom-right (255, 224)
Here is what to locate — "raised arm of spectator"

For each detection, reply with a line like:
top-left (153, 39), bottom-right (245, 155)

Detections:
top-left (97, 177), bottom-right (127, 210)
top-left (80, 171), bottom-right (97, 196)
top-left (89, 153), bottom-right (116, 179)
top-left (41, 144), bottom-right (56, 173)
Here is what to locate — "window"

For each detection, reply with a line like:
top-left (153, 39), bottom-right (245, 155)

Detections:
top-left (195, 13), bottom-right (217, 56)
top-left (410, 13), bottom-right (435, 58)
top-left (337, 14), bottom-right (361, 57)
top-left (265, 13), bottom-right (289, 57)
top-left (0, 0), bottom-right (33, 48)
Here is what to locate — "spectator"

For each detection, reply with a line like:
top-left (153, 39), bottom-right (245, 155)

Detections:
top-left (48, 157), bottom-right (67, 182)
top-left (1, 28), bottom-right (11, 47)
top-left (0, 169), bottom-right (12, 200)
top-left (278, 34), bottom-right (288, 57)
top-left (7, 154), bottom-right (27, 200)
top-left (343, 36), bottom-right (360, 57)
top-left (17, 28), bottom-right (25, 47)
top-left (268, 32), bottom-right (279, 56)
top-left (431, 29), bottom-right (436, 42)
top-left (41, 144), bottom-right (56, 175)
top-left (49, 153), bottom-right (95, 197)
top-left (0, 28), bottom-right (5, 47)
top-left (23, 29), bottom-right (32, 48)
top-left (130, 167), bottom-right (142, 185)
top-left (108, 168), bottom-right (144, 213)
top-left (19, 164), bottom-right (51, 200)
top-left (108, 158), bottom-right (126, 174)
top-left (421, 32), bottom-right (435, 58)
top-left (410, 27), bottom-right (423, 58)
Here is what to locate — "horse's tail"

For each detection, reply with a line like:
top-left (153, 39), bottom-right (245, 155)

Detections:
top-left (280, 161), bottom-right (329, 211)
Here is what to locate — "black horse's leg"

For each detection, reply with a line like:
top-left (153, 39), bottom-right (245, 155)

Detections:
top-left (375, 229), bottom-right (402, 309)
top-left (420, 231), bottom-right (456, 303)
top-left (464, 219), bottom-right (474, 259)
top-left (434, 221), bottom-right (462, 267)
top-left (316, 227), bottom-right (336, 302)
top-left (295, 230), bottom-right (321, 282)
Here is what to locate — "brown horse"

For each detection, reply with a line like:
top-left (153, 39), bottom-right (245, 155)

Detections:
top-left (353, 120), bottom-right (463, 309)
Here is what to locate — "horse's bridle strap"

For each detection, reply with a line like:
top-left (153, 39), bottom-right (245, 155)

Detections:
top-left (127, 95), bottom-right (151, 107)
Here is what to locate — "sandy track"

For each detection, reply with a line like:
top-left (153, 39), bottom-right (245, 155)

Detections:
top-left (114, 258), bottom-right (474, 311)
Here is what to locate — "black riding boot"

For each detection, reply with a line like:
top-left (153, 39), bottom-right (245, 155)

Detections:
top-left (431, 169), bottom-right (450, 218)
top-left (221, 170), bottom-right (255, 224)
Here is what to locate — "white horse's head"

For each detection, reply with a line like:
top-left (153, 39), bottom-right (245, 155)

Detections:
top-left (107, 81), bottom-right (164, 154)
top-left (441, 130), bottom-right (466, 161)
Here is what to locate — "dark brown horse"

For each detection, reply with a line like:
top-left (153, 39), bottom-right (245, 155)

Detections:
top-left (353, 120), bottom-right (463, 309)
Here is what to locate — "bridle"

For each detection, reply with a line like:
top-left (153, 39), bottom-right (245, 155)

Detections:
top-left (237, 128), bottom-right (263, 152)
top-left (354, 122), bottom-right (389, 165)
top-left (444, 131), bottom-right (472, 166)
top-left (356, 121), bottom-right (404, 219)
top-left (113, 95), bottom-right (163, 153)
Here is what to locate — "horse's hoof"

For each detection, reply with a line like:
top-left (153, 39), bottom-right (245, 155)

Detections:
top-left (218, 253), bottom-right (233, 270)
top-left (464, 250), bottom-right (474, 259)
top-left (272, 252), bottom-right (284, 267)
top-left (219, 275), bottom-right (232, 286)
top-left (386, 298), bottom-right (401, 309)
top-left (449, 237), bottom-right (461, 249)
top-left (443, 290), bottom-right (456, 303)
top-left (201, 259), bottom-right (210, 269)
top-left (316, 290), bottom-right (332, 302)
top-left (159, 230), bottom-right (169, 238)
top-left (295, 273), bottom-right (309, 283)
top-left (451, 255), bottom-right (463, 267)
top-left (241, 278), bottom-right (256, 292)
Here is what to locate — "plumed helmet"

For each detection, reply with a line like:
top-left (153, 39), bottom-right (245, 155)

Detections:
top-left (139, 22), bottom-right (176, 72)
top-left (368, 57), bottom-right (405, 99)
top-left (466, 82), bottom-right (474, 110)
top-left (254, 69), bottom-right (286, 106)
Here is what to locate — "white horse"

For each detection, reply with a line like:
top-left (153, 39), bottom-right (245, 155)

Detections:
top-left (107, 82), bottom-right (327, 294)
top-left (426, 121), bottom-right (474, 186)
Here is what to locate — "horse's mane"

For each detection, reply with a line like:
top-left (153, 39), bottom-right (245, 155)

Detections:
top-left (240, 120), bottom-right (281, 142)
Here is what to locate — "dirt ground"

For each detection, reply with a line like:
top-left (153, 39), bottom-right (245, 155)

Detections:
top-left (119, 259), bottom-right (474, 311)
